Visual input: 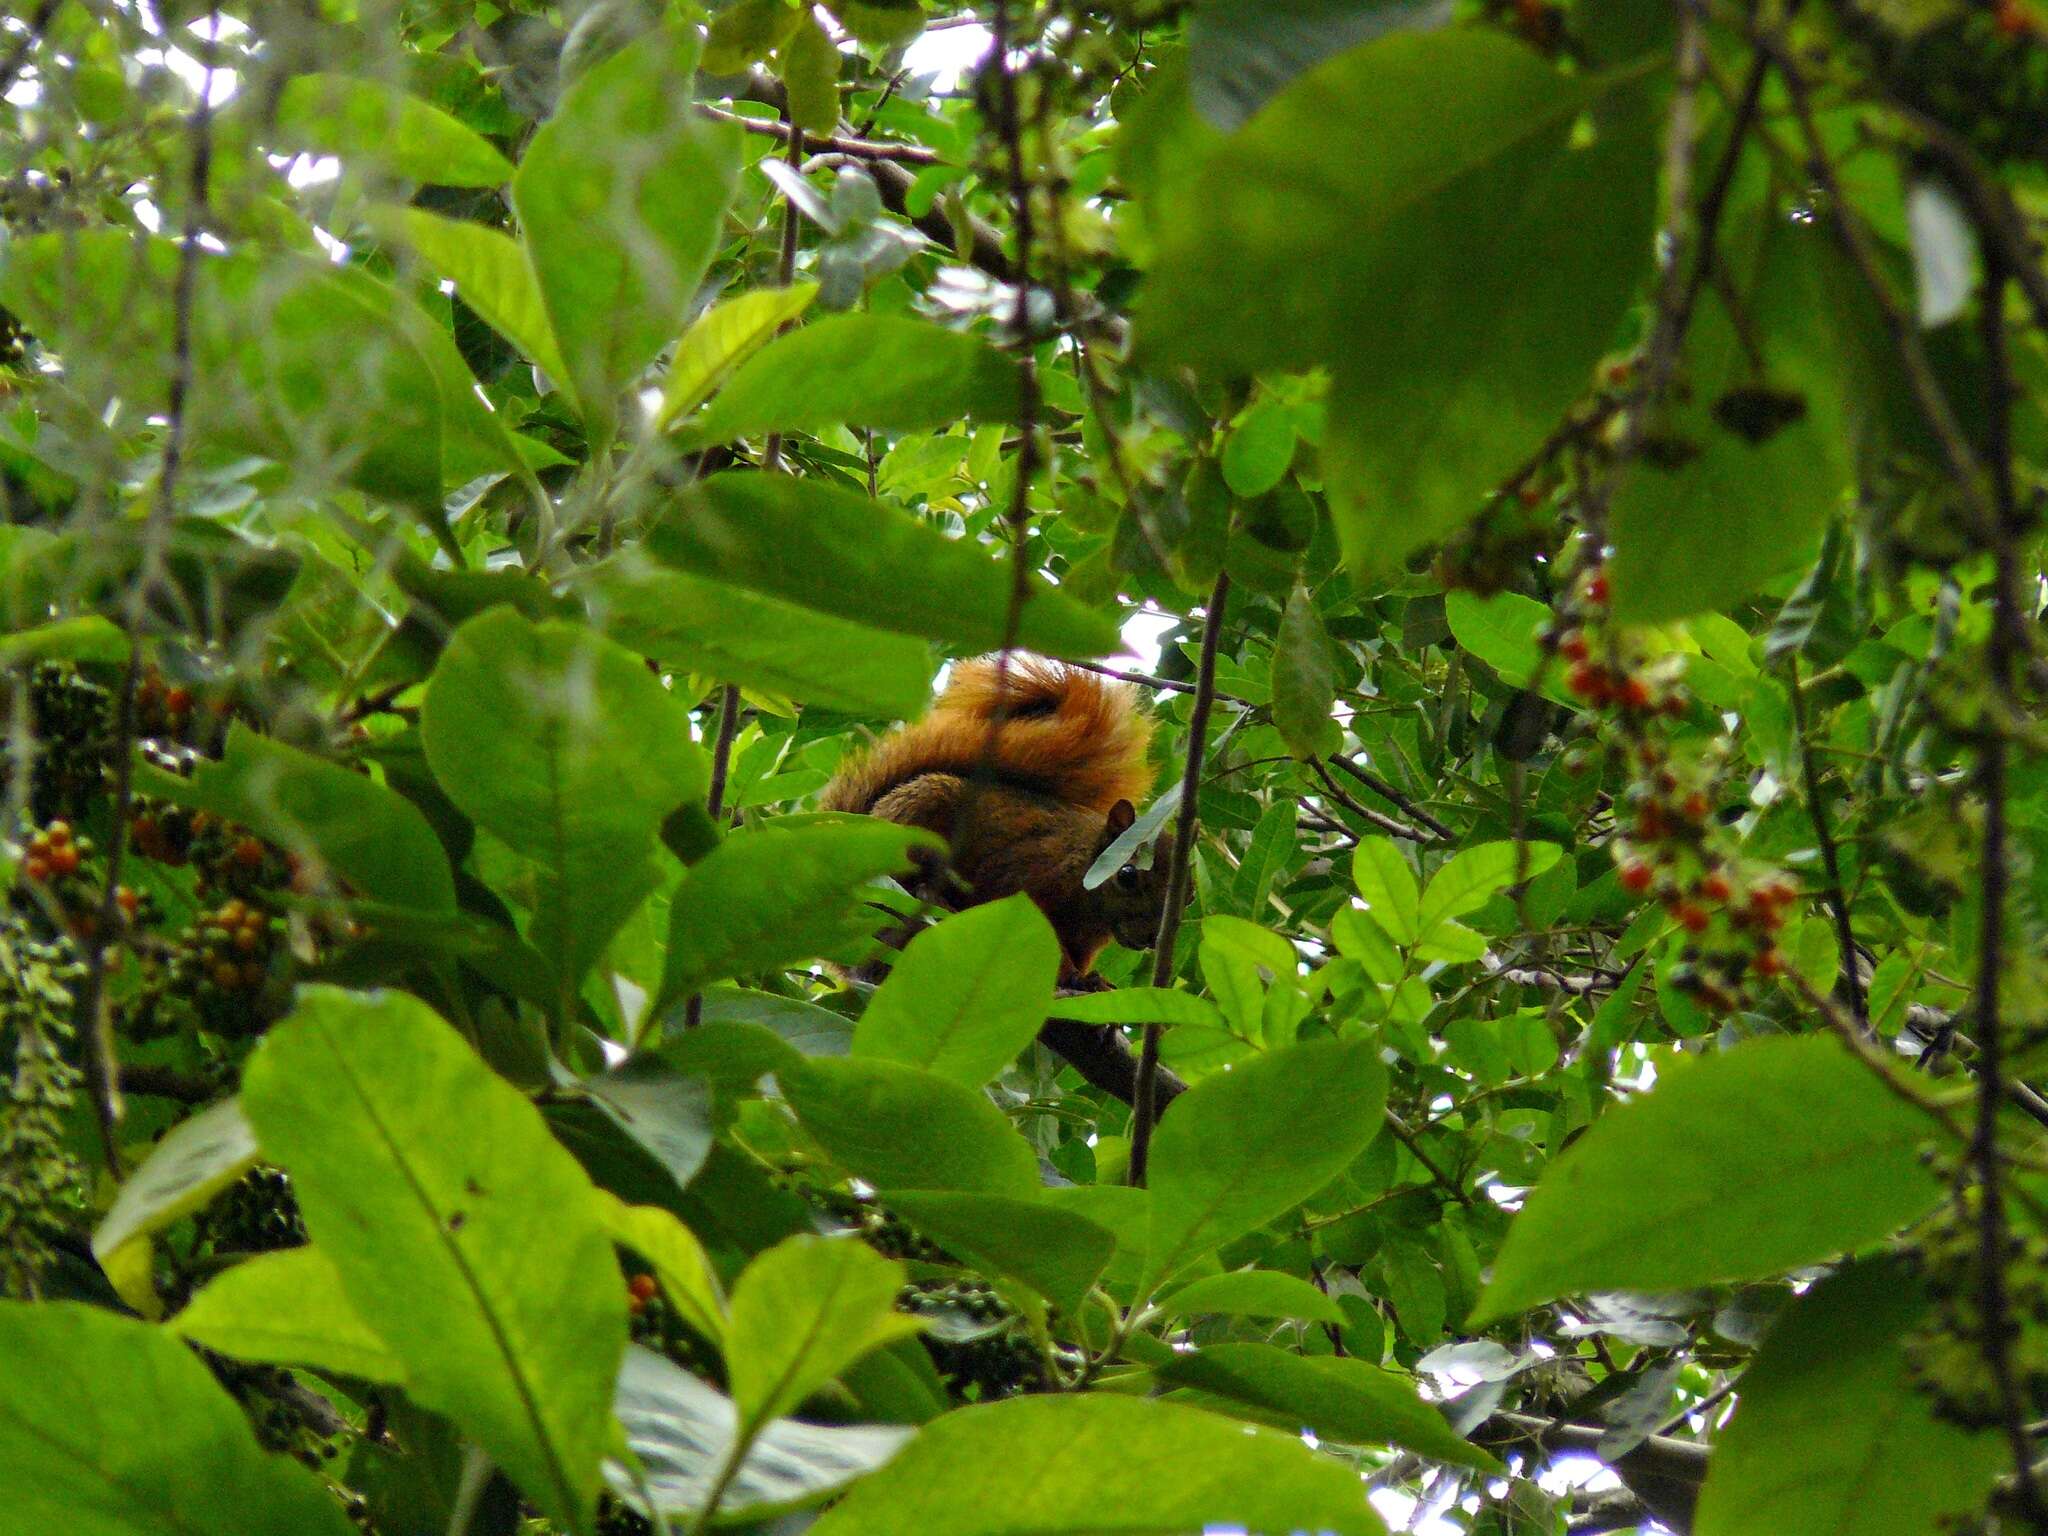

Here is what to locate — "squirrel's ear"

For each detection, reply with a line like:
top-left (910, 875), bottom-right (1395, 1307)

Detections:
top-left (1106, 799), bottom-right (1136, 836)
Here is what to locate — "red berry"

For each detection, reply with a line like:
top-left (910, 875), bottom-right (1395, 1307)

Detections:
top-left (1619, 675), bottom-right (1654, 712)
top-left (1619, 859), bottom-right (1654, 894)
top-left (1997, 0), bottom-right (2031, 35)
top-left (1583, 571), bottom-right (1610, 606)
top-left (50, 844), bottom-right (79, 876)
top-left (1601, 361), bottom-right (1634, 388)
top-left (23, 856), bottom-right (49, 883)
top-left (1754, 947), bottom-right (1786, 977)
top-left (1697, 871), bottom-right (1733, 903)
top-left (628, 1273), bottom-right (658, 1303)
top-left (44, 821), bottom-right (70, 845)
top-left (1557, 629), bottom-right (1590, 663)
top-left (164, 686), bottom-right (192, 714)
top-left (1516, 481), bottom-right (1545, 508)
top-left (232, 837), bottom-right (264, 870)
top-left (1635, 806), bottom-right (1667, 841)
top-left (1675, 902), bottom-right (1710, 934)
top-left (1568, 662), bottom-right (1606, 702)
top-left (1682, 791), bottom-right (1710, 821)
top-left (116, 886), bottom-right (139, 917)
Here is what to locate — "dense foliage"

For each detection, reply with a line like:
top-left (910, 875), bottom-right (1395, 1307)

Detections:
top-left (3, 0), bottom-right (2047, 1532)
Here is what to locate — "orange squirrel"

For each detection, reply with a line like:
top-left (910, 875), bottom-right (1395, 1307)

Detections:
top-left (820, 654), bottom-right (1173, 979)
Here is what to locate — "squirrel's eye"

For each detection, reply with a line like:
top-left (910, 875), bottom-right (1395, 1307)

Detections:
top-left (1115, 864), bottom-right (1141, 890)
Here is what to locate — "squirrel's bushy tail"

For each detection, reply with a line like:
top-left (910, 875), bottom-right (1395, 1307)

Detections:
top-left (820, 654), bottom-right (1153, 816)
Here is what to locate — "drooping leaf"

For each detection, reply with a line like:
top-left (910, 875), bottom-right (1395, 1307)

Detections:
top-left (1694, 1259), bottom-right (2006, 1536)
top-left (1272, 585), bottom-right (1339, 759)
top-left (0, 1302), bottom-right (357, 1536)
top-left (853, 895), bottom-right (1061, 1087)
top-left (780, 1056), bottom-right (1041, 1198)
top-left (726, 1234), bottom-right (925, 1430)
top-left (882, 1191), bottom-right (1118, 1314)
top-left (511, 28), bottom-right (742, 440)
top-left (608, 1346), bottom-right (913, 1523)
top-left (134, 723), bottom-right (455, 912)
top-left (657, 821), bottom-right (935, 1007)
top-left (1469, 1035), bottom-right (1944, 1326)
top-left (91, 1097), bottom-right (259, 1319)
top-left (599, 1196), bottom-right (728, 1347)
top-left (689, 316), bottom-right (1022, 444)
top-left (808, 1393), bottom-right (1387, 1536)
top-left (1159, 1342), bottom-right (1503, 1472)
top-left (778, 12), bottom-right (842, 138)
top-left (1144, 1038), bottom-right (1389, 1291)
top-left (171, 1245), bottom-right (406, 1384)
top-left (241, 986), bottom-right (627, 1534)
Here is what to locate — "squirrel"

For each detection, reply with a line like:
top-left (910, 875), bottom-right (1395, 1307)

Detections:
top-left (819, 654), bottom-right (1175, 981)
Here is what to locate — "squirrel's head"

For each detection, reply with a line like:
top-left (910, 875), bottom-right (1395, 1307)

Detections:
top-left (1094, 799), bottom-right (1189, 951)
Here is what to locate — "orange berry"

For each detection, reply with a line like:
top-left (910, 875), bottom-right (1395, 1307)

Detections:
top-left (1754, 947), bottom-right (1786, 977)
top-left (1516, 481), bottom-right (1545, 508)
top-left (1697, 870), bottom-right (1732, 903)
top-left (1619, 859), bottom-right (1654, 894)
top-left (1675, 902), bottom-right (1710, 934)
top-left (234, 924), bottom-right (262, 952)
top-left (628, 1273), bottom-right (658, 1303)
top-left (1997, 0), bottom-right (2031, 36)
top-left (44, 821), bottom-right (70, 845)
top-left (1602, 361), bottom-right (1634, 388)
top-left (232, 837), bottom-right (264, 869)
top-left (116, 886), bottom-right (139, 917)
top-left (49, 844), bottom-right (79, 876)
top-left (1682, 790), bottom-right (1710, 821)
top-left (23, 856), bottom-right (49, 883)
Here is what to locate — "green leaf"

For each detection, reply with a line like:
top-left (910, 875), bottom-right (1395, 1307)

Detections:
top-left (271, 73), bottom-right (515, 186)
top-left (1221, 395), bottom-right (1298, 497)
top-left (91, 1097), bottom-right (259, 1319)
top-left (780, 1056), bottom-right (1040, 1198)
top-left (0, 615), bottom-right (128, 666)
top-left (853, 895), bottom-right (1060, 1087)
top-left (778, 12), bottom-right (841, 137)
top-left (704, 0), bottom-right (804, 73)
top-left (421, 607), bottom-right (707, 993)
top-left (0, 1301), bottom-right (357, 1536)
top-left (511, 28), bottom-right (742, 440)
top-left (609, 1346), bottom-right (912, 1522)
top-left (658, 821), bottom-right (935, 1006)
top-left (656, 283), bottom-right (820, 431)
top-left (242, 986), bottom-right (626, 1533)
top-left (1352, 837), bottom-right (1421, 945)
top-left (1469, 1035), bottom-right (1944, 1326)
top-left (575, 551), bottom-right (931, 717)
top-left (882, 1191), bottom-right (1118, 1314)
top-left (171, 1246), bottom-right (406, 1384)
top-left (1187, 0), bottom-right (1451, 130)
top-left (1694, 1258), bottom-right (2006, 1536)
top-left (650, 472), bottom-right (1122, 659)
top-left (726, 1234), bottom-right (924, 1429)
top-left (1445, 589), bottom-right (1574, 703)
top-left (1417, 841), bottom-right (1563, 933)
top-left (133, 723), bottom-right (454, 912)
top-left (1159, 1343), bottom-right (1503, 1472)
top-left (1141, 31), bottom-right (1658, 576)
top-left (599, 1196), bottom-right (727, 1348)
top-left (1144, 1038), bottom-right (1390, 1291)
top-left (1610, 212), bottom-right (1869, 622)
top-left (578, 1059), bottom-right (715, 1191)
top-left (1159, 1268), bottom-right (1346, 1325)
top-left (1272, 585), bottom-right (1340, 759)
top-left (1045, 987), bottom-right (1226, 1029)
top-left (808, 1393), bottom-right (1388, 1536)
top-left (366, 205), bottom-right (571, 397)
top-left (689, 316), bottom-right (1023, 444)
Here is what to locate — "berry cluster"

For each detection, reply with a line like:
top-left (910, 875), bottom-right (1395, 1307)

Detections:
top-left (200, 1166), bottom-right (305, 1256)
top-left (20, 665), bottom-right (111, 823)
top-left (906, 1278), bottom-right (1042, 1401)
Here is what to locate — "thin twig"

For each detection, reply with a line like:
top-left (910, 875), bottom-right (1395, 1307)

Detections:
top-left (1128, 571), bottom-right (1230, 1188)
top-left (1326, 753), bottom-right (1455, 840)
top-left (1310, 758), bottom-right (1437, 844)
top-left (1967, 254), bottom-right (2048, 1530)
top-left (1383, 1108), bottom-right (1471, 1206)
top-left (698, 103), bottom-right (940, 164)
top-left (1788, 654), bottom-right (1865, 1029)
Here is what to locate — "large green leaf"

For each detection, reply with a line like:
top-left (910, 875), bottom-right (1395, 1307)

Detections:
top-left (270, 73), bottom-right (515, 186)
top-left (689, 315), bottom-right (1023, 444)
top-left (1187, 0), bottom-right (1450, 129)
top-left (171, 1246), bottom-right (406, 1385)
top-left (1139, 31), bottom-right (1659, 575)
top-left (649, 472), bottom-right (1122, 659)
top-left (511, 27), bottom-right (742, 440)
top-left (0, 1301), bottom-right (357, 1536)
top-left (657, 821), bottom-right (935, 1007)
top-left (91, 1097), bottom-right (259, 1319)
top-left (726, 1234), bottom-right (925, 1430)
top-left (1694, 1259), bottom-right (2006, 1536)
top-left (656, 282), bottom-right (820, 430)
top-left (608, 1346), bottom-right (912, 1523)
top-left (852, 895), bottom-right (1060, 1087)
top-left (241, 986), bottom-right (626, 1534)
top-left (1469, 1035), bottom-right (1944, 1325)
top-left (1445, 589), bottom-right (1576, 705)
top-left (133, 723), bottom-right (454, 912)
top-left (1417, 841), bottom-right (1563, 933)
top-left (1143, 1038), bottom-right (1389, 1291)
top-left (421, 607), bottom-right (706, 994)
top-left (573, 551), bottom-right (933, 717)
top-left (366, 205), bottom-right (570, 390)
top-left (882, 1190), bottom-right (1118, 1314)
top-left (1272, 585), bottom-right (1339, 759)
top-left (1158, 1268), bottom-right (1345, 1325)
top-left (780, 1056), bottom-right (1040, 1198)
top-left (1610, 212), bottom-right (1868, 622)
top-left (808, 1393), bottom-right (1386, 1536)
top-left (1159, 1343), bottom-right (1503, 1472)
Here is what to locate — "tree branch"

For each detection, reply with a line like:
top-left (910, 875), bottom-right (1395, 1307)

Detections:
top-left (1788, 654), bottom-right (1865, 1029)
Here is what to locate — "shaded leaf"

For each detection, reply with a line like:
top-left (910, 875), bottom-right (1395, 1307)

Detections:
top-left (780, 1056), bottom-right (1040, 1198)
